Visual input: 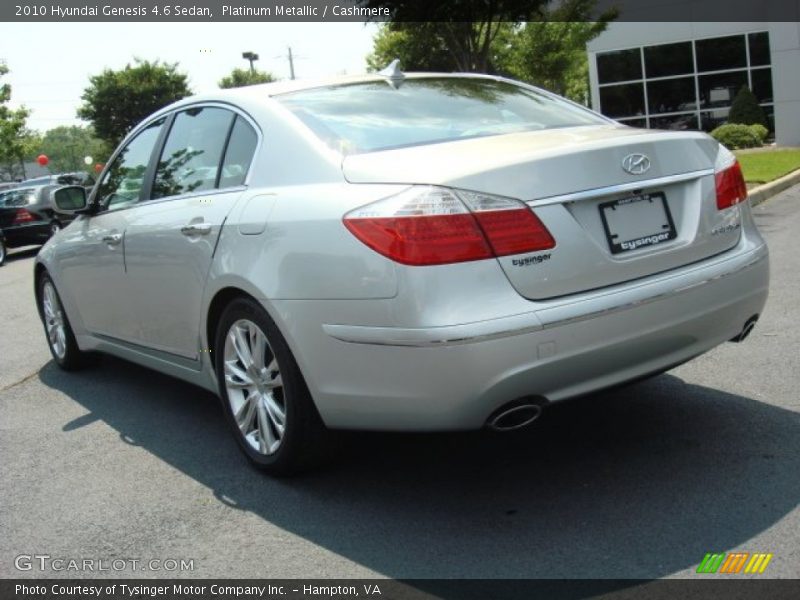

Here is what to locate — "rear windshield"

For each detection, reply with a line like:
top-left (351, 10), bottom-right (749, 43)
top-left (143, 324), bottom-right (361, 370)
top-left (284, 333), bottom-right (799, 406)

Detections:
top-left (275, 77), bottom-right (607, 154)
top-left (0, 188), bottom-right (37, 207)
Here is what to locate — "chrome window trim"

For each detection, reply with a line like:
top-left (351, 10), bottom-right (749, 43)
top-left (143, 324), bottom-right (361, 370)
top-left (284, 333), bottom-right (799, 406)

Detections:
top-left (91, 100), bottom-right (263, 212)
top-left (99, 185), bottom-right (249, 215)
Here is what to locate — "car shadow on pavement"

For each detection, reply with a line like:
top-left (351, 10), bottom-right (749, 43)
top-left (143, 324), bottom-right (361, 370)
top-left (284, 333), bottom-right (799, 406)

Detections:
top-left (2, 247), bottom-right (39, 264)
top-left (39, 355), bottom-right (800, 589)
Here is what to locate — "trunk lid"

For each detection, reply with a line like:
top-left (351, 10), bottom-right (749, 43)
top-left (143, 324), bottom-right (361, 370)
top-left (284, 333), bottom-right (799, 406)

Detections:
top-left (342, 125), bottom-right (742, 300)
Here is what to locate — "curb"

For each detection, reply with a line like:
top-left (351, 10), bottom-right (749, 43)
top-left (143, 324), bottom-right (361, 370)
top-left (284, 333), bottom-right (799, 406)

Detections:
top-left (748, 168), bottom-right (800, 207)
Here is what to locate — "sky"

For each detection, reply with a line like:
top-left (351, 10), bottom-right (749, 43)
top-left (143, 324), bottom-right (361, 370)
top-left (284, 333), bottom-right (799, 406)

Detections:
top-left (0, 22), bottom-right (379, 132)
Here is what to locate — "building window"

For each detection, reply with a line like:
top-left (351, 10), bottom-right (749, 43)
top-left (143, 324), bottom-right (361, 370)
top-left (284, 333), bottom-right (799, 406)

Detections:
top-left (597, 48), bottom-right (642, 84)
top-left (595, 31), bottom-right (773, 132)
top-left (644, 42), bottom-right (693, 78)
top-left (599, 83), bottom-right (645, 118)
top-left (647, 77), bottom-right (697, 114)
top-left (748, 32), bottom-right (770, 66)
top-left (751, 68), bottom-right (774, 103)
top-left (698, 71), bottom-right (749, 108)
top-left (649, 113), bottom-right (699, 131)
top-left (695, 35), bottom-right (747, 72)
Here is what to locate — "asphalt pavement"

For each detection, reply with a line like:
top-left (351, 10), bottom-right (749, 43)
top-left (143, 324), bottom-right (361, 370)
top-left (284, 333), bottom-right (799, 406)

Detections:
top-left (1, 187), bottom-right (798, 583)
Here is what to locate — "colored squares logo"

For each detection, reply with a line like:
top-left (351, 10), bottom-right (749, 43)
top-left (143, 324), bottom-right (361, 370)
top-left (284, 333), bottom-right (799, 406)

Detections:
top-left (697, 552), bottom-right (773, 574)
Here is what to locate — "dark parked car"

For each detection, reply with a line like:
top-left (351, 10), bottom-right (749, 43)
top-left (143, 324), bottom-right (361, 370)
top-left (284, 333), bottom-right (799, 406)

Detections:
top-left (0, 229), bottom-right (6, 266)
top-left (0, 185), bottom-right (76, 251)
top-left (21, 172), bottom-right (96, 189)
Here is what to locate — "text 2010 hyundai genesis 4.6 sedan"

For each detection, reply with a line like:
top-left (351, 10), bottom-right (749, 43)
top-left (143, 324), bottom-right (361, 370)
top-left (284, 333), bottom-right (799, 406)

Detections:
top-left (35, 71), bottom-right (769, 474)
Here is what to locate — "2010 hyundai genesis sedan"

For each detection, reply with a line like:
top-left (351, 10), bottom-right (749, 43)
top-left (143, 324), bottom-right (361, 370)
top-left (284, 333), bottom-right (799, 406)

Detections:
top-left (35, 71), bottom-right (769, 474)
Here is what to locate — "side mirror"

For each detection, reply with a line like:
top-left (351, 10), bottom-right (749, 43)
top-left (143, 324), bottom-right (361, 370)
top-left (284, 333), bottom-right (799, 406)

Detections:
top-left (51, 185), bottom-right (90, 215)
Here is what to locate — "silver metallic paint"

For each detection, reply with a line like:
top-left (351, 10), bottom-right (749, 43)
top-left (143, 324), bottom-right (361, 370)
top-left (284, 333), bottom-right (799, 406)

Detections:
top-left (35, 74), bottom-right (770, 432)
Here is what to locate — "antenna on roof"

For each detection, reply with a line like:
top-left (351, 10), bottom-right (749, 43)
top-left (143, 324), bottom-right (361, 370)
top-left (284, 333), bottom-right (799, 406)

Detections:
top-left (379, 58), bottom-right (405, 89)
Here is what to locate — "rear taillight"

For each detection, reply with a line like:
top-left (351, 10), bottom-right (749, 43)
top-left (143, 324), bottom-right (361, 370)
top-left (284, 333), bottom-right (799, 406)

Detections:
top-left (12, 209), bottom-right (37, 224)
top-left (343, 186), bottom-right (554, 266)
top-left (715, 158), bottom-right (748, 211)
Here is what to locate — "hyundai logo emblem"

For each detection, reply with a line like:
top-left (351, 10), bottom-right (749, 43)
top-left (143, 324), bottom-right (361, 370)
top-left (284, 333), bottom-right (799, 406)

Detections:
top-left (622, 153), bottom-right (651, 175)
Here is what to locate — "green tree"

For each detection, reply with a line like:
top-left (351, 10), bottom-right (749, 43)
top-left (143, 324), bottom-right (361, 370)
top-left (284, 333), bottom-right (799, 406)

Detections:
top-left (727, 86), bottom-right (768, 129)
top-left (38, 125), bottom-right (111, 173)
top-left (506, 20), bottom-right (613, 102)
top-left (358, 0), bottom-right (556, 72)
top-left (367, 23), bottom-right (480, 73)
top-left (219, 67), bottom-right (275, 89)
top-left (0, 63), bottom-right (35, 181)
top-left (363, 1), bottom-right (616, 104)
top-left (78, 58), bottom-right (191, 147)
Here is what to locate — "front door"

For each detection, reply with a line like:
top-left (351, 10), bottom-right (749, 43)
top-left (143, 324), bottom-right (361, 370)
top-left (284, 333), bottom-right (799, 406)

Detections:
top-left (56, 117), bottom-right (167, 338)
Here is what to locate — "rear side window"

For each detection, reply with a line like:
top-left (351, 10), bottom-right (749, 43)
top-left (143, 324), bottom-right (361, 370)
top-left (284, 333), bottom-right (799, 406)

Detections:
top-left (276, 78), bottom-right (606, 154)
top-left (219, 116), bottom-right (258, 188)
top-left (152, 107), bottom-right (234, 199)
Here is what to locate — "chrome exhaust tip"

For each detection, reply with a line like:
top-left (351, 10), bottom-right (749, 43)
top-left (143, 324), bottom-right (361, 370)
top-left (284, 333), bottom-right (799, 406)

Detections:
top-left (731, 315), bottom-right (759, 343)
top-left (486, 401), bottom-right (544, 432)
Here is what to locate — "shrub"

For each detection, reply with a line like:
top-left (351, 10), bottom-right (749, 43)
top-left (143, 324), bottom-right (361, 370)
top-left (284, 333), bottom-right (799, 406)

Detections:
top-left (748, 123), bottom-right (769, 144)
top-left (710, 124), bottom-right (761, 149)
top-left (728, 86), bottom-right (769, 129)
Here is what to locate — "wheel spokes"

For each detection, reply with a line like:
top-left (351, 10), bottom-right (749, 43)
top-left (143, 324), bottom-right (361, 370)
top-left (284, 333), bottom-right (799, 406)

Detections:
top-left (223, 318), bottom-right (286, 456)
top-left (264, 392), bottom-right (286, 435)
top-left (42, 283), bottom-right (66, 358)
top-left (256, 398), bottom-right (278, 453)
top-left (224, 360), bottom-right (253, 388)
top-left (234, 391), bottom-right (258, 433)
top-left (231, 323), bottom-right (254, 369)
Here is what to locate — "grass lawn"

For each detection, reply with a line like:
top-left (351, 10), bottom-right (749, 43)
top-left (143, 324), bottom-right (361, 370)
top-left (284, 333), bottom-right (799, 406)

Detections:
top-left (735, 149), bottom-right (800, 185)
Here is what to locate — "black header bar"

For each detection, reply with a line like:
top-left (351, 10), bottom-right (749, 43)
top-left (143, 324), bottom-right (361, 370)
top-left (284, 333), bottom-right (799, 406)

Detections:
top-left (2, 0), bottom-right (799, 22)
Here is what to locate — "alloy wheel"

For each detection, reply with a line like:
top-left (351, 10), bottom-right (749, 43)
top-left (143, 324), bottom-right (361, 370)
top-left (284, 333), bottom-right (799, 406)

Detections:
top-left (223, 319), bottom-right (286, 455)
top-left (42, 281), bottom-right (67, 359)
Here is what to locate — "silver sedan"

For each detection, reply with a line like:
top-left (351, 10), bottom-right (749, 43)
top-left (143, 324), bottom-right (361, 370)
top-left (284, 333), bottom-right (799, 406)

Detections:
top-left (35, 72), bottom-right (769, 474)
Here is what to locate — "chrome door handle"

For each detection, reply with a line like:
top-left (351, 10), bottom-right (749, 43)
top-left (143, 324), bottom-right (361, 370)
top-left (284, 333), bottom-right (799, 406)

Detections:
top-left (180, 223), bottom-right (212, 236)
top-left (102, 233), bottom-right (122, 245)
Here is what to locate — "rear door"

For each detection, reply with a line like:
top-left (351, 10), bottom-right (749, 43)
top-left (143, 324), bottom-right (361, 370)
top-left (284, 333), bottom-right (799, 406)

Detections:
top-left (120, 106), bottom-right (259, 359)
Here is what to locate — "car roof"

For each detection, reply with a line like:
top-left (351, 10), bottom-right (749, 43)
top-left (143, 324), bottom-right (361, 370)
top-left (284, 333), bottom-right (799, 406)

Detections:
top-left (4, 185), bottom-right (45, 193)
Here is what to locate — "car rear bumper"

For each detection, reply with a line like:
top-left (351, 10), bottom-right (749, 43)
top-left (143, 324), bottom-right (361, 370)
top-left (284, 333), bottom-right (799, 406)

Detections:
top-left (274, 237), bottom-right (769, 432)
top-left (2, 223), bottom-right (49, 247)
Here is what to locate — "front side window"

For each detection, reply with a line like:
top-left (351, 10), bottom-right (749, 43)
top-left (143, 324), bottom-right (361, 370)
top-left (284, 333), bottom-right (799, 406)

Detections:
top-left (152, 107), bottom-right (234, 199)
top-left (97, 117), bottom-right (166, 209)
top-left (276, 78), bottom-right (606, 154)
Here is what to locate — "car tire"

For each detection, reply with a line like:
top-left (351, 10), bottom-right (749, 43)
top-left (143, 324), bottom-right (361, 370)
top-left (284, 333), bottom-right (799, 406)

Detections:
top-left (0, 238), bottom-right (6, 266)
top-left (214, 297), bottom-right (337, 476)
top-left (38, 273), bottom-right (87, 370)
top-left (49, 221), bottom-right (61, 238)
